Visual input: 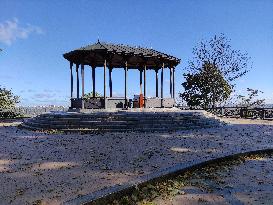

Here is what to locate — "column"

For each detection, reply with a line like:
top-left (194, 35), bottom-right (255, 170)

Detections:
top-left (104, 59), bottom-right (107, 108)
top-left (155, 69), bottom-right (159, 97)
top-left (109, 67), bottom-right (113, 97)
top-left (139, 68), bottom-right (143, 94)
top-left (144, 65), bottom-right (146, 108)
top-left (124, 61), bottom-right (128, 108)
top-left (139, 68), bottom-right (143, 108)
top-left (81, 64), bottom-right (84, 97)
top-left (70, 62), bottom-right (73, 99)
top-left (76, 64), bottom-right (79, 99)
top-left (170, 67), bottom-right (173, 98)
top-left (161, 63), bottom-right (164, 107)
top-left (92, 66), bottom-right (96, 97)
top-left (173, 67), bottom-right (175, 99)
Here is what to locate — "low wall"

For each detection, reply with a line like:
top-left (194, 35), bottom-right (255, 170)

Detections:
top-left (70, 97), bottom-right (176, 109)
top-left (82, 98), bottom-right (125, 109)
top-left (145, 98), bottom-right (175, 108)
top-left (145, 98), bottom-right (161, 108)
top-left (71, 98), bottom-right (83, 109)
top-left (0, 106), bottom-right (68, 118)
top-left (163, 98), bottom-right (175, 108)
top-left (106, 98), bottom-right (126, 108)
top-left (84, 98), bottom-right (105, 109)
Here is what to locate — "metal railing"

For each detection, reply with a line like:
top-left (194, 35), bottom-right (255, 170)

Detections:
top-left (176, 106), bottom-right (273, 120)
top-left (207, 107), bottom-right (273, 120)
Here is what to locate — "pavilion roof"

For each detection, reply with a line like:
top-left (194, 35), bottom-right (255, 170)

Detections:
top-left (63, 41), bottom-right (181, 69)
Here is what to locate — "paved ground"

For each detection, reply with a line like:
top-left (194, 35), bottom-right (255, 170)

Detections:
top-left (153, 154), bottom-right (273, 205)
top-left (0, 118), bottom-right (273, 204)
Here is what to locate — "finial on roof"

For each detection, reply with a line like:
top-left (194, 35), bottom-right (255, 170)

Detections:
top-left (97, 37), bottom-right (100, 43)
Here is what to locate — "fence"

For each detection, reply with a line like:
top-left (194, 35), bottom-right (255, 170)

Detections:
top-left (207, 107), bottom-right (273, 120)
top-left (2, 106), bottom-right (273, 120)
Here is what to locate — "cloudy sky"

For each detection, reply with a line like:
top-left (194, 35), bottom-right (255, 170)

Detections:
top-left (0, 0), bottom-right (272, 106)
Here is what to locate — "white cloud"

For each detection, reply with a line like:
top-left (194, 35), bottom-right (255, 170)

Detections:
top-left (0, 18), bottom-right (43, 45)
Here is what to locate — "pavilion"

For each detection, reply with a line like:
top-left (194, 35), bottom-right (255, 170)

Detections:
top-left (63, 41), bottom-right (181, 109)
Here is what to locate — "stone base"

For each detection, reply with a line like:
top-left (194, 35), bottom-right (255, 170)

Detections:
top-left (70, 97), bottom-right (176, 109)
top-left (21, 109), bottom-right (221, 133)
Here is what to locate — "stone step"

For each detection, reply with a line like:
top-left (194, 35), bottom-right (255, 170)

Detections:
top-left (42, 112), bottom-right (204, 118)
top-left (43, 112), bottom-right (203, 117)
top-left (24, 121), bottom-right (215, 130)
top-left (24, 122), bottom-right (219, 129)
top-left (21, 124), bottom-right (213, 133)
top-left (32, 115), bottom-right (216, 122)
top-left (26, 117), bottom-right (215, 124)
top-left (25, 117), bottom-right (218, 125)
top-left (36, 122), bottom-right (217, 129)
top-left (40, 116), bottom-right (204, 122)
top-left (21, 111), bottom-right (220, 133)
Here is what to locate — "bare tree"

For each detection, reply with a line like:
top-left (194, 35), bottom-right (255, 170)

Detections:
top-left (188, 34), bottom-right (251, 87)
top-left (181, 34), bottom-right (251, 108)
top-left (237, 88), bottom-right (265, 108)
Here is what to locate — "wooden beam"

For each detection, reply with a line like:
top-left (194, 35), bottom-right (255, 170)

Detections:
top-left (125, 61), bottom-right (128, 108)
top-left (109, 67), bottom-right (113, 97)
top-left (76, 64), bottom-right (79, 99)
top-left (81, 64), bottom-right (84, 97)
top-left (92, 66), bottom-right (96, 98)
top-left (155, 69), bottom-right (158, 97)
top-left (170, 67), bottom-right (173, 98)
top-left (161, 63), bottom-right (164, 98)
top-left (173, 67), bottom-right (175, 99)
top-left (104, 59), bottom-right (107, 108)
top-left (70, 62), bottom-right (73, 99)
top-left (144, 65), bottom-right (146, 108)
top-left (139, 68), bottom-right (143, 95)
top-left (161, 63), bottom-right (164, 107)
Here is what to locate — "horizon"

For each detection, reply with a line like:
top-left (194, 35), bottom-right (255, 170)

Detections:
top-left (0, 0), bottom-right (272, 106)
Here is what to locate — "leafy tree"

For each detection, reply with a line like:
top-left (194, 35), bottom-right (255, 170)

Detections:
top-left (181, 62), bottom-right (232, 108)
top-left (181, 34), bottom-right (251, 108)
top-left (0, 86), bottom-right (20, 109)
top-left (237, 88), bottom-right (265, 108)
top-left (82, 91), bottom-right (101, 100)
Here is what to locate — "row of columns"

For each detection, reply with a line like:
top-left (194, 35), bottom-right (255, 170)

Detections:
top-left (70, 62), bottom-right (97, 99)
top-left (70, 61), bottom-right (176, 108)
top-left (153, 65), bottom-right (175, 98)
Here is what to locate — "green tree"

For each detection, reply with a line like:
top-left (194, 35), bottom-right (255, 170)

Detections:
top-left (181, 34), bottom-right (251, 108)
top-left (181, 62), bottom-right (232, 108)
top-left (0, 86), bottom-right (20, 109)
top-left (237, 88), bottom-right (265, 108)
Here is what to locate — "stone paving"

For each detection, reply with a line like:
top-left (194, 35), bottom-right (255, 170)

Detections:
top-left (0, 118), bottom-right (272, 204)
top-left (153, 154), bottom-right (273, 205)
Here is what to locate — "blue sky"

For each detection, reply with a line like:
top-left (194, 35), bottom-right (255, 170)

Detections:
top-left (0, 0), bottom-right (272, 106)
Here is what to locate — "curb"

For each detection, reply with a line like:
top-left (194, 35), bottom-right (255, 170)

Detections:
top-left (64, 148), bottom-right (273, 205)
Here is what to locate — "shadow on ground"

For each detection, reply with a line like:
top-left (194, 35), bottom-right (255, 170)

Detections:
top-left (0, 118), bottom-right (272, 204)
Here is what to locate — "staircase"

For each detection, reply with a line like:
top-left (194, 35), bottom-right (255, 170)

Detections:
top-left (21, 110), bottom-right (221, 133)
